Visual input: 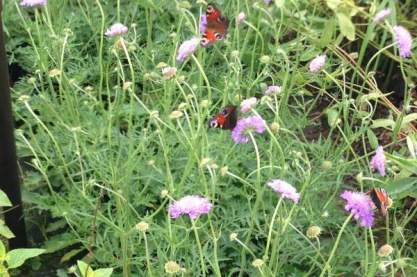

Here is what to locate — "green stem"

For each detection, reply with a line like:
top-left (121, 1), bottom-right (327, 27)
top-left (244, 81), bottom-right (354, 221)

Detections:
top-left (319, 214), bottom-right (353, 277)
top-left (192, 219), bottom-right (206, 277)
top-left (264, 198), bottom-right (282, 261)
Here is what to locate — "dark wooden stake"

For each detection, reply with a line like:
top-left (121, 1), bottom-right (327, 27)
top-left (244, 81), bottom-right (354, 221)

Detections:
top-left (0, 1), bottom-right (27, 249)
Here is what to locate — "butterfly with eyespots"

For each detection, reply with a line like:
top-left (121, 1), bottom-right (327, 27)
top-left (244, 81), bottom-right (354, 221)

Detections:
top-left (200, 4), bottom-right (229, 47)
top-left (208, 105), bottom-right (237, 130)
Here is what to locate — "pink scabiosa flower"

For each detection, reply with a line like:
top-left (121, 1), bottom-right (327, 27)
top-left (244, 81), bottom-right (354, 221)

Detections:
top-left (341, 190), bottom-right (374, 228)
top-left (240, 97), bottom-right (257, 113)
top-left (373, 8), bottom-right (391, 23)
top-left (267, 179), bottom-right (300, 204)
top-left (236, 12), bottom-right (246, 25)
top-left (370, 146), bottom-right (386, 176)
top-left (20, 0), bottom-right (47, 7)
top-left (200, 14), bottom-right (207, 34)
top-left (264, 85), bottom-right (282, 96)
top-left (168, 195), bottom-right (213, 220)
top-left (393, 26), bottom-right (413, 58)
top-left (231, 115), bottom-right (266, 144)
top-left (309, 54), bottom-right (326, 73)
top-left (176, 37), bottom-right (200, 62)
top-left (105, 23), bottom-right (128, 37)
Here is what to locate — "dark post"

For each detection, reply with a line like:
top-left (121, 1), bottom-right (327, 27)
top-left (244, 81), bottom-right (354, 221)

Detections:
top-left (0, 0), bottom-right (27, 248)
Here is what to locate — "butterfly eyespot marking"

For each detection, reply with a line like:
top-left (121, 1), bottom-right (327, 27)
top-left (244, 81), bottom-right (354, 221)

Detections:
top-left (215, 32), bottom-right (223, 40)
top-left (209, 120), bottom-right (218, 128)
top-left (207, 5), bottom-right (214, 13)
top-left (201, 38), bottom-right (210, 46)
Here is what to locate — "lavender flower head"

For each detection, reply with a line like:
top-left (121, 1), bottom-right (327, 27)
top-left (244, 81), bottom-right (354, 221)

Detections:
top-left (341, 190), bottom-right (374, 228)
top-left (176, 37), bottom-right (200, 62)
top-left (20, 0), bottom-right (47, 7)
top-left (200, 14), bottom-right (207, 34)
top-left (168, 195), bottom-right (213, 220)
top-left (370, 146), bottom-right (386, 176)
top-left (267, 179), bottom-right (300, 203)
top-left (105, 23), bottom-right (128, 37)
top-left (264, 85), bottom-right (282, 96)
top-left (231, 115), bottom-right (266, 144)
top-left (373, 8), bottom-right (391, 23)
top-left (393, 26), bottom-right (413, 58)
top-left (240, 97), bottom-right (257, 113)
top-left (309, 54), bottom-right (326, 73)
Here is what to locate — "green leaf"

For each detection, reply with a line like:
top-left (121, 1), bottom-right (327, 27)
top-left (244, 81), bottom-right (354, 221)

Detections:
top-left (367, 129), bottom-right (379, 149)
top-left (318, 19), bottom-right (336, 48)
top-left (386, 154), bottom-right (417, 175)
top-left (402, 113), bottom-right (417, 126)
top-left (384, 177), bottom-right (417, 200)
top-left (371, 119), bottom-right (395, 129)
top-left (6, 248), bottom-right (45, 269)
top-left (336, 13), bottom-right (355, 41)
top-left (94, 268), bottom-right (114, 277)
top-left (60, 248), bottom-right (85, 263)
top-left (406, 135), bottom-right (417, 158)
top-left (0, 224), bottom-right (15, 239)
top-left (43, 233), bottom-right (78, 254)
top-left (0, 240), bottom-right (6, 262)
top-left (326, 0), bottom-right (341, 10)
top-left (77, 260), bottom-right (94, 277)
top-left (0, 190), bottom-right (12, 207)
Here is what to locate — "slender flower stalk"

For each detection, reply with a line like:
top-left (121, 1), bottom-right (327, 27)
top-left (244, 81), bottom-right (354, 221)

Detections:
top-left (319, 214), bottom-right (353, 277)
top-left (264, 198), bottom-right (283, 260)
top-left (192, 219), bottom-right (206, 277)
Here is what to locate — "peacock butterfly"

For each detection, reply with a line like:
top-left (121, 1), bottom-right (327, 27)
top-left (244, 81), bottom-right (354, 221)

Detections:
top-left (200, 4), bottom-right (229, 47)
top-left (208, 105), bottom-right (237, 130)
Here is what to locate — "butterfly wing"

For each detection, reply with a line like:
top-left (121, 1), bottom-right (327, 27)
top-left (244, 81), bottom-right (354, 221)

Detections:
top-left (209, 105), bottom-right (237, 130)
top-left (369, 188), bottom-right (389, 216)
top-left (201, 4), bottom-right (229, 47)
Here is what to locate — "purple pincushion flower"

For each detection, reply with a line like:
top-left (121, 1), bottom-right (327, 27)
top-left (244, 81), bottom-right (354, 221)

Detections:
top-left (20, 0), bottom-right (47, 7)
top-left (309, 55), bottom-right (326, 73)
top-left (267, 179), bottom-right (300, 203)
top-left (264, 0), bottom-right (272, 4)
top-left (341, 190), bottom-right (374, 228)
top-left (393, 26), bottom-right (413, 58)
top-left (105, 23), bottom-right (128, 37)
top-left (240, 97), bottom-right (257, 113)
top-left (231, 115), bottom-right (266, 144)
top-left (168, 195), bottom-right (213, 219)
top-left (200, 14), bottom-right (207, 34)
top-left (176, 37), bottom-right (200, 62)
top-left (264, 85), bottom-right (282, 96)
top-left (370, 146), bottom-right (386, 176)
top-left (373, 8), bottom-right (391, 23)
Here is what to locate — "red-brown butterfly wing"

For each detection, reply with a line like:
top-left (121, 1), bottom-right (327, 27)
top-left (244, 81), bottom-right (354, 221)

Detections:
top-left (209, 105), bottom-right (237, 130)
top-left (201, 4), bottom-right (229, 47)
top-left (369, 188), bottom-right (389, 216)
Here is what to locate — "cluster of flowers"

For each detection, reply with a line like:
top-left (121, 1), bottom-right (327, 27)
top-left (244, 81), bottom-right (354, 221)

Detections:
top-left (19, 0), bottom-right (404, 264)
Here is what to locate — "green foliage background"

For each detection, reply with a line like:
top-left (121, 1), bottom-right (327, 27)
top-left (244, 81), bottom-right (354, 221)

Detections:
top-left (3, 0), bottom-right (417, 275)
